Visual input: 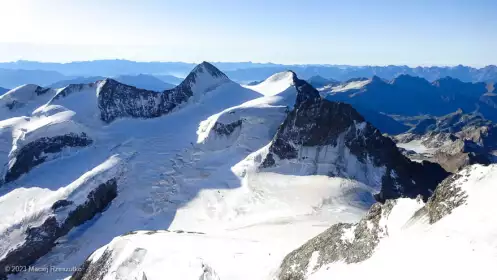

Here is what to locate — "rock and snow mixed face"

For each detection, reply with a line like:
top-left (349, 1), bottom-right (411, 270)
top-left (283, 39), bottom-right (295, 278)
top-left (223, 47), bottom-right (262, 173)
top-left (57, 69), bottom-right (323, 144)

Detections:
top-left (96, 62), bottom-right (232, 123)
top-left (0, 155), bottom-right (125, 280)
top-left (289, 164), bottom-right (497, 280)
top-left (0, 84), bottom-right (56, 119)
top-left (259, 78), bottom-right (448, 202)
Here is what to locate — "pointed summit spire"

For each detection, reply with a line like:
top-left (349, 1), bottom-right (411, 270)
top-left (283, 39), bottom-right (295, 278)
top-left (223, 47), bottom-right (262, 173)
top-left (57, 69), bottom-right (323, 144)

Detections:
top-left (189, 61), bottom-right (228, 79)
top-left (178, 61), bottom-right (231, 99)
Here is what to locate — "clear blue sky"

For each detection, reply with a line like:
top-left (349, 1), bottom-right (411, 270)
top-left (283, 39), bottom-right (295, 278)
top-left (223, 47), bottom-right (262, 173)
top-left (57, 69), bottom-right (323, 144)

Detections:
top-left (0, 0), bottom-right (495, 66)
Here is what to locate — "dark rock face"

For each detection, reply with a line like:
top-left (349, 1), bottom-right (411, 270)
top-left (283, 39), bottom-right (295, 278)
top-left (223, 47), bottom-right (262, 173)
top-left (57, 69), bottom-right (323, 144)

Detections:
top-left (97, 62), bottom-right (229, 123)
top-left (51, 83), bottom-right (97, 101)
top-left (0, 179), bottom-right (117, 280)
top-left (4, 133), bottom-right (92, 183)
top-left (261, 78), bottom-right (449, 202)
top-left (70, 249), bottom-right (113, 280)
top-left (211, 119), bottom-right (242, 136)
top-left (278, 200), bottom-right (397, 280)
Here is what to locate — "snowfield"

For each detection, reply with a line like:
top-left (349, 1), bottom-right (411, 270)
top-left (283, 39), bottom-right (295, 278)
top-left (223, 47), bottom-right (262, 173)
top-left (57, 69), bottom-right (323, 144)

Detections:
top-left (0, 63), bottom-right (493, 280)
top-left (0, 65), bottom-right (374, 280)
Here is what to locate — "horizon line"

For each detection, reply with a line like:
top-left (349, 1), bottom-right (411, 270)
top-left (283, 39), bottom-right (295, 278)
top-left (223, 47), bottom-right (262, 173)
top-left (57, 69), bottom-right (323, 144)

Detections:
top-left (0, 59), bottom-right (496, 69)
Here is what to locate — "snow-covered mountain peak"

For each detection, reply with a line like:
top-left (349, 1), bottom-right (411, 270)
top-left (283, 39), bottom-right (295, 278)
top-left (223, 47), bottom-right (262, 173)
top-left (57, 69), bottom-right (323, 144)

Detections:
top-left (179, 62), bottom-right (231, 99)
top-left (244, 71), bottom-right (297, 96)
top-left (51, 82), bottom-right (100, 101)
top-left (191, 61), bottom-right (228, 79)
top-left (0, 84), bottom-right (56, 118)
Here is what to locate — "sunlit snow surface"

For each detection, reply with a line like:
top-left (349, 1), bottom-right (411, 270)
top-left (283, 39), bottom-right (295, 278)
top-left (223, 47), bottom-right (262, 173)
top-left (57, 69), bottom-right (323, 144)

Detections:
top-left (309, 164), bottom-right (497, 280)
top-left (0, 73), bottom-right (373, 280)
top-left (317, 79), bottom-right (371, 94)
top-left (397, 140), bottom-right (437, 154)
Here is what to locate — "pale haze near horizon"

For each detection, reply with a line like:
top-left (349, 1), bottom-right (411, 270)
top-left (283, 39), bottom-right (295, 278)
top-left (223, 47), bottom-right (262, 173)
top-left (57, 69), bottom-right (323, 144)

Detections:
top-left (0, 0), bottom-right (496, 67)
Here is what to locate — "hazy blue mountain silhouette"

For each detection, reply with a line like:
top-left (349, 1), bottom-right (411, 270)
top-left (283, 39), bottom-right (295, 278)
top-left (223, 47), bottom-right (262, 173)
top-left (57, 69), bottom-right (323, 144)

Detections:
top-left (1, 60), bottom-right (496, 83)
top-left (324, 75), bottom-right (497, 122)
top-left (0, 87), bottom-right (8, 95)
top-left (0, 68), bottom-right (67, 89)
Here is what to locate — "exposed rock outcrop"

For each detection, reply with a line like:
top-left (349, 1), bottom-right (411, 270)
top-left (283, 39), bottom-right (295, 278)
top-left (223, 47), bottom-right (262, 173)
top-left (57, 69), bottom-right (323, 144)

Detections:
top-left (277, 200), bottom-right (398, 280)
top-left (4, 133), bottom-right (92, 183)
top-left (414, 168), bottom-right (471, 224)
top-left (211, 119), bottom-right (243, 137)
top-left (0, 179), bottom-right (118, 280)
top-left (276, 164), bottom-right (494, 280)
top-left (394, 110), bottom-right (497, 172)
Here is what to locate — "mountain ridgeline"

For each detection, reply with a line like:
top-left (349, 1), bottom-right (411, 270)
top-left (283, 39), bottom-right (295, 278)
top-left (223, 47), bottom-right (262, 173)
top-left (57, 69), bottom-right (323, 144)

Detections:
top-left (321, 75), bottom-right (496, 121)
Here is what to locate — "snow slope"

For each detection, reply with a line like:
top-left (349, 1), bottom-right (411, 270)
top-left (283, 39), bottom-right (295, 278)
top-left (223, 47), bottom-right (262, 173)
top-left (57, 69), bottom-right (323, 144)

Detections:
top-left (0, 64), bottom-right (436, 280)
top-left (0, 155), bottom-right (125, 263)
top-left (0, 85), bottom-right (56, 119)
top-left (244, 71), bottom-right (296, 96)
top-left (325, 79), bottom-right (371, 93)
top-left (306, 164), bottom-right (497, 280)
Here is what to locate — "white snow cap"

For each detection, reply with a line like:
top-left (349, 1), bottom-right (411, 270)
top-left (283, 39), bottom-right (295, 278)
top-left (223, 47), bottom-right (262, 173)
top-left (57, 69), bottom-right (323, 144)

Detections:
top-left (182, 62), bottom-right (231, 98)
top-left (245, 71), bottom-right (296, 96)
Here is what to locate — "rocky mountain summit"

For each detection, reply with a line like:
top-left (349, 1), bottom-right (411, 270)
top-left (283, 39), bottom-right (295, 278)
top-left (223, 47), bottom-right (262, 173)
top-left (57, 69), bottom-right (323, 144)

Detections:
top-left (260, 76), bottom-right (448, 202)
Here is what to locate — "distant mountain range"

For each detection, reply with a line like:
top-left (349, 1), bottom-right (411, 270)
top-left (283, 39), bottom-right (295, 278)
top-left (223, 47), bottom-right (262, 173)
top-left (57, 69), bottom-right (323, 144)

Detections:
top-left (0, 87), bottom-right (8, 95)
top-left (306, 75), bottom-right (339, 88)
top-left (0, 60), bottom-right (496, 87)
top-left (393, 109), bottom-right (497, 172)
top-left (320, 75), bottom-right (497, 129)
top-left (152, 74), bottom-right (184, 85)
top-left (0, 68), bottom-right (66, 89)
